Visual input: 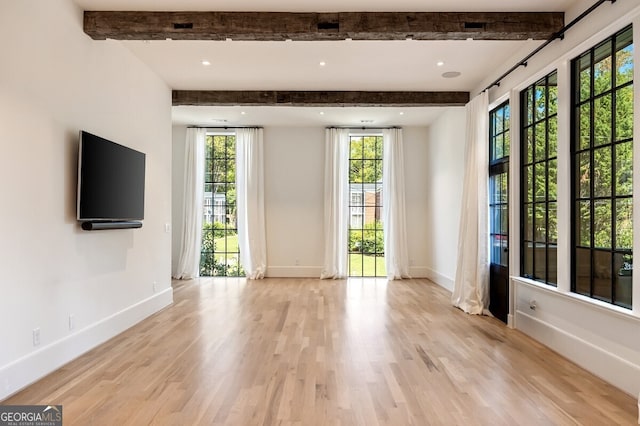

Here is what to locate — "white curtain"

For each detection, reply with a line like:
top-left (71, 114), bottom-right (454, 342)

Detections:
top-left (173, 128), bottom-right (206, 280)
top-left (236, 128), bottom-right (267, 279)
top-left (452, 92), bottom-right (490, 314)
top-left (383, 128), bottom-right (410, 280)
top-left (320, 128), bottom-right (350, 279)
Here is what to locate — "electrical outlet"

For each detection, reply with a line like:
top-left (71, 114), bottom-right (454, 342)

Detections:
top-left (295, 259), bottom-right (300, 266)
top-left (165, 223), bottom-right (171, 233)
top-left (153, 281), bottom-right (158, 293)
top-left (69, 314), bottom-right (75, 331)
top-left (32, 328), bottom-right (40, 347)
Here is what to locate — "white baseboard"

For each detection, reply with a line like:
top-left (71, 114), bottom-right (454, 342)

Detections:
top-left (516, 310), bottom-right (640, 398)
top-left (266, 266), bottom-right (323, 278)
top-left (424, 268), bottom-right (454, 292)
top-left (0, 288), bottom-right (173, 401)
top-left (408, 266), bottom-right (429, 278)
top-left (507, 313), bottom-right (515, 329)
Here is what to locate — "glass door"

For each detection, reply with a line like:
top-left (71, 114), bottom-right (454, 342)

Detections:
top-left (489, 102), bottom-right (510, 323)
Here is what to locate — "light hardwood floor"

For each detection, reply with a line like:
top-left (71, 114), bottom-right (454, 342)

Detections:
top-left (3, 278), bottom-right (637, 425)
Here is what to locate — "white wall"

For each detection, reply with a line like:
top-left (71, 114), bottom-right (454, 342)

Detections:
top-left (171, 125), bottom-right (432, 278)
top-left (263, 127), bottom-right (325, 276)
top-left (403, 126), bottom-right (434, 278)
top-left (0, 0), bottom-right (173, 400)
top-left (475, 1), bottom-right (640, 397)
top-left (424, 109), bottom-right (466, 290)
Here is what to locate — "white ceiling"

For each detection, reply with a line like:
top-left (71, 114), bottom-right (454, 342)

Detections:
top-left (74, 0), bottom-right (583, 127)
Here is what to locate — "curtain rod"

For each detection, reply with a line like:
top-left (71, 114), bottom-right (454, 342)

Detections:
top-left (483, 0), bottom-right (617, 94)
top-left (186, 126), bottom-right (263, 129)
top-left (326, 126), bottom-right (401, 130)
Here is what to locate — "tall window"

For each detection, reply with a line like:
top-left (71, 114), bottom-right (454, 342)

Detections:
top-left (201, 134), bottom-right (244, 277)
top-left (349, 135), bottom-right (385, 277)
top-left (521, 71), bottom-right (559, 285)
top-left (489, 102), bottom-right (510, 269)
top-left (572, 26), bottom-right (633, 308)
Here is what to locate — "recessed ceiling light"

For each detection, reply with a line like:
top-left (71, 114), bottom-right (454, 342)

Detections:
top-left (320, 111), bottom-right (325, 115)
top-left (319, 61), bottom-right (326, 67)
top-left (399, 112), bottom-right (405, 115)
top-left (201, 60), bottom-right (211, 66)
top-left (437, 61), bottom-right (445, 67)
top-left (240, 111), bottom-right (246, 115)
top-left (442, 71), bottom-right (462, 78)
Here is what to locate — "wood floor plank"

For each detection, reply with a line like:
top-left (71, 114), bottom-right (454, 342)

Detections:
top-left (2, 277), bottom-right (636, 425)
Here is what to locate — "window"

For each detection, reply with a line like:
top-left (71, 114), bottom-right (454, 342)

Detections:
top-left (571, 26), bottom-right (633, 308)
top-left (521, 71), bottom-right (559, 285)
top-left (200, 134), bottom-right (244, 277)
top-left (489, 102), bottom-right (510, 268)
top-left (349, 135), bottom-right (385, 277)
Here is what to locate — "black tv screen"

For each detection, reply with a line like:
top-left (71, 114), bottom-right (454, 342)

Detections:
top-left (77, 131), bottom-right (145, 221)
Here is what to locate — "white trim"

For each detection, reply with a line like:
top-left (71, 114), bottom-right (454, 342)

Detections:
top-left (267, 266), bottom-right (323, 278)
top-left (514, 276), bottom-right (639, 321)
top-left (507, 313), bottom-right (515, 328)
top-left (508, 89), bottom-right (520, 326)
top-left (487, 92), bottom-right (510, 112)
top-left (266, 266), bottom-right (435, 280)
top-left (425, 267), bottom-right (454, 292)
top-left (556, 59), bottom-right (572, 294)
top-left (407, 266), bottom-right (430, 279)
top-left (0, 289), bottom-right (173, 401)
top-left (516, 310), bottom-right (640, 398)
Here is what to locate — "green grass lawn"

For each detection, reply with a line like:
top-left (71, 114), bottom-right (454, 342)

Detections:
top-left (211, 235), bottom-right (385, 277)
top-left (213, 234), bottom-right (239, 262)
top-left (349, 253), bottom-right (386, 277)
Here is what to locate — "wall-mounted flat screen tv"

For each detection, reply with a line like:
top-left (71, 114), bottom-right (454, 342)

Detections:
top-left (77, 131), bottom-right (145, 221)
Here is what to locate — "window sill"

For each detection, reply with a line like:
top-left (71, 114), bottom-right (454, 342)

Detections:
top-left (511, 275), bottom-right (640, 323)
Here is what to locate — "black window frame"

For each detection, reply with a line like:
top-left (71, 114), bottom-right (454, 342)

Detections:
top-left (348, 134), bottom-right (385, 277)
top-left (520, 70), bottom-right (559, 286)
top-left (200, 133), bottom-right (244, 277)
top-left (489, 101), bottom-right (510, 268)
top-left (570, 25), bottom-right (633, 309)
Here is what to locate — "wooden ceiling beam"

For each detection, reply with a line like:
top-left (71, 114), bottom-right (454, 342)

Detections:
top-left (85, 11), bottom-right (563, 41)
top-left (172, 90), bottom-right (470, 107)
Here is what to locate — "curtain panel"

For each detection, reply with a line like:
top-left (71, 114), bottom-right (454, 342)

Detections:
top-left (452, 92), bottom-right (490, 314)
top-left (236, 128), bottom-right (267, 279)
top-left (320, 128), bottom-right (350, 279)
top-left (383, 128), bottom-right (410, 280)
top-left (174, 128), bottom-right (206, 279)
